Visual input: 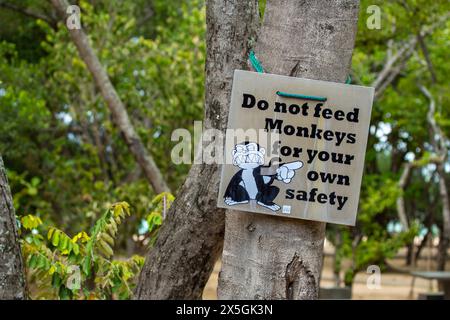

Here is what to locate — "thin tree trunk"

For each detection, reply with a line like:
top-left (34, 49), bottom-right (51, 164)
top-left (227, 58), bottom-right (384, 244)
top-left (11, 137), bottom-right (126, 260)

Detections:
top-left (412, 196), bottom-right (434, 265)
top-left (218, 0), bottom-right (360, 300)
top-left (420, 85), bottom-right (450, 270)
top-left (415, 229), bottom-right (430, 264)
top-left (417, 33), bottom-right (437, 84)
top-left (397, 163), bottom-right (413, 231)
top-left (134, 0), bottom-right (260, 299)
top-left (50, 0), bottom-right (169, 194)
top-left (0, 155), bottom-right (27, 300)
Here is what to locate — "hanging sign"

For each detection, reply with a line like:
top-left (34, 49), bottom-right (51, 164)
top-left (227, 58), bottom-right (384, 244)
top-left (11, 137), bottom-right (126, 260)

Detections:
top-left (217, 70), bottom-right (374, 226)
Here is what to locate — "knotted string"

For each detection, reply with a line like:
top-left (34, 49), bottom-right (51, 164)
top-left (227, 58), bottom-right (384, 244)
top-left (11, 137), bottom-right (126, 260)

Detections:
top-left (248, 50), bottom-right (351, 102)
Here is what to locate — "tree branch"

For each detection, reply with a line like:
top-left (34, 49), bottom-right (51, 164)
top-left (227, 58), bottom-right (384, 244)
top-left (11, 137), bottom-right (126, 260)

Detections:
top-left (50, 0), bottom-right (170, 194)
top-left (417, 33), bottom-right (437, 83)
top-left (374, 49), bottom-right (413, 100)
top-left (372, 37), bottom-right (417, 92)
top-left (420, 85), bottom-right (447, 155)
top-left (372, 13), bottom-right (449, 99)
top-left (397, 162), bottom-right (414, 231)
top-left (0, 2), bottom-right (56, 28)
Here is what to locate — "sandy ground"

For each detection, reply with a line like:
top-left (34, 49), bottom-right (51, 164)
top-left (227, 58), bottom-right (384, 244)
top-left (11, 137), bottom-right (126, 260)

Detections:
top-left (202, 243), bottom-right (448, 300)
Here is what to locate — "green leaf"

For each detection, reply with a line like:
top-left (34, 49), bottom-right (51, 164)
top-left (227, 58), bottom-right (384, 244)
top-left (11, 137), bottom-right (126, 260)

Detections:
top-left (52, 273), bottom-right (62, 288)
top-left (31, 177), bottom-right (40, 187)
top-left (72, 243), bottom-right (80, 255)
top-left (59, 286), bottom-right (72, 300)
top-left (47, 228), bottom-right (55, 241)
top-left (29, 254), bottom-right (37, 268)
top-left (51, 230), bottom-right (60, 247)
top-left (97, 239), bottom-right (114, 258)
top-left (21, 215), bottom-right (43, 230)
top-left (27, 187), bottom-right (38, 196)
top-left (59, 234), bottom-right (68, 251)
top-left (82, 257), bottom-right (91, 276)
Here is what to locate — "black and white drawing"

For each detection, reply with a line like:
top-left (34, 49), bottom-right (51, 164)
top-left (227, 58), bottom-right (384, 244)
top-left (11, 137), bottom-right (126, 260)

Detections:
top-left (223, 141), bottom-right (303, 211)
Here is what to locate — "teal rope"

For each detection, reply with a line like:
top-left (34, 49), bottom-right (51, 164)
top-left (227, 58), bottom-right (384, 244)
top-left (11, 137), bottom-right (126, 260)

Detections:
top-left (345, 75), bottom-right (352, 84)
top-left (249, 50), bottom-right (264, 73)
top-left (276, 91), bottom-right (327, 102)
top-left (248, 50), bottom-right (350, 102)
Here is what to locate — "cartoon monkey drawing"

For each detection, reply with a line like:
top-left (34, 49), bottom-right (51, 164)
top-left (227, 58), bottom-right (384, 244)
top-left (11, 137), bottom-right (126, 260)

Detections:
top-left (223, 141), bottom-right (303, 211)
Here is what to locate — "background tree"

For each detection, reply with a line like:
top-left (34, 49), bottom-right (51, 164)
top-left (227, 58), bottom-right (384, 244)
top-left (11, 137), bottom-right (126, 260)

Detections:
top-left (0, 155), bottom-right (26, 300)
top-left (50, 0), bottom-right (169, 195)
top-left (327, 0), bottom-right (450, 286)
top-left (0, 0), bottom-right (205, 248)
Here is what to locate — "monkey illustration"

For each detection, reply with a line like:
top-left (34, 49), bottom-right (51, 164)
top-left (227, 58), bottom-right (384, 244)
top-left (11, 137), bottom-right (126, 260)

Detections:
top-left (224, 141), bottom-right (303, 211)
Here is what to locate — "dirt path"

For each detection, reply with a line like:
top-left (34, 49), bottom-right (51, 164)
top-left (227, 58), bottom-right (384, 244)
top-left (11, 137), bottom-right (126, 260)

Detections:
top-left (203, 244), bottom-right (447, 299)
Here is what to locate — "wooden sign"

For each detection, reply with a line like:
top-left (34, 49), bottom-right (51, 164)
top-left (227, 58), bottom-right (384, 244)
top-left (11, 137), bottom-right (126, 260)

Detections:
top-left (217, 70), bottom-right (374, 226)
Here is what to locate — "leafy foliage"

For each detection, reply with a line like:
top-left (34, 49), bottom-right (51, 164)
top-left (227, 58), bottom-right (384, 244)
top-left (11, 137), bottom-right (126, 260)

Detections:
top-left (22, 202), bottom-right (145, 299)
top-left (1, 0), bottom-right (449, 297)
top-left (0, 0), bottom-right (205, 239)
top-left (325, 0), bottom-right (450, 286)
top-left (145, 192), bottom-right (174, 245)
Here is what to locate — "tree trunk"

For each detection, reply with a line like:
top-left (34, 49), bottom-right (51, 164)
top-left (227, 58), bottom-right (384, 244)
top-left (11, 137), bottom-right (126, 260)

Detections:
top-left (397, 163), bottom-right (413, 231)
top-left (218, 0), bottom-right (360, 300)
top-left (50, 0), bottom-right (169, 194)
top-left (134, 0), bottom-right (260, 299)
top-left (436, 163), bottom-right (450, 270)
top-left (0, 155), bottom-right (27, 300)
top-left (420, 85), bottom-right (450, 271)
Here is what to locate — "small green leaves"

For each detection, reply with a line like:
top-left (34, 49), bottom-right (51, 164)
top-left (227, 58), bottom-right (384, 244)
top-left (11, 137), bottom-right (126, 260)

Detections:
top-left (146, 192), bottom-right (174, 235)
top-left (27, 253), bottom-right (50, 271)
top-left (58, 286), bottom-right (73, 300)
top-left (21, 214), bottom-right (43, 230)
top-left (147, 212), bottom-right (162, 234)
top-left (22, 201), bottom-right (143, 299)
top-left (101, 232), bottom-right (114, 247)
top-left (82, 256), bottom-right (91, 276)
top-left (72, 243), bottom-right (80, 255)
top-left (85, 202), bottom-right (133, 260)
top-left (47, 227), bottom-right (80, 256)
top-left (97, 239), bottom-right (114, 258)
top-left (72, 231), bottom-right (90, 244)
top-left (109, 218), bottom-right (118, 235)
top-left (51, 229), bottom-right (60, 247)
top-left (112, 201), bottom-right (130, 218)
top-left (28, 254), bottom-right (37, 269)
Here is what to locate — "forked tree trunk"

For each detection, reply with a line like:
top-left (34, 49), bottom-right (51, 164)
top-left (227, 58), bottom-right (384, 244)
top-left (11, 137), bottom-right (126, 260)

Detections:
top-left (0, 155), bottom-right (27, 300)
top-left (218, 0), bottom-right (360, 299)
top-left (135, 0), bottom-right (260, 299)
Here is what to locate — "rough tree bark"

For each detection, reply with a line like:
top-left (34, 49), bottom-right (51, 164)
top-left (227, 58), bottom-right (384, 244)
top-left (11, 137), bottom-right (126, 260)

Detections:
top-left (218, 0), bottom-right (360, 299)
top-left (50, 0), bottom-right (169, 194)
top-left (0, 155), bottom-right (27, 300)
top-left (135, 0), bottom-right (260, 299)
